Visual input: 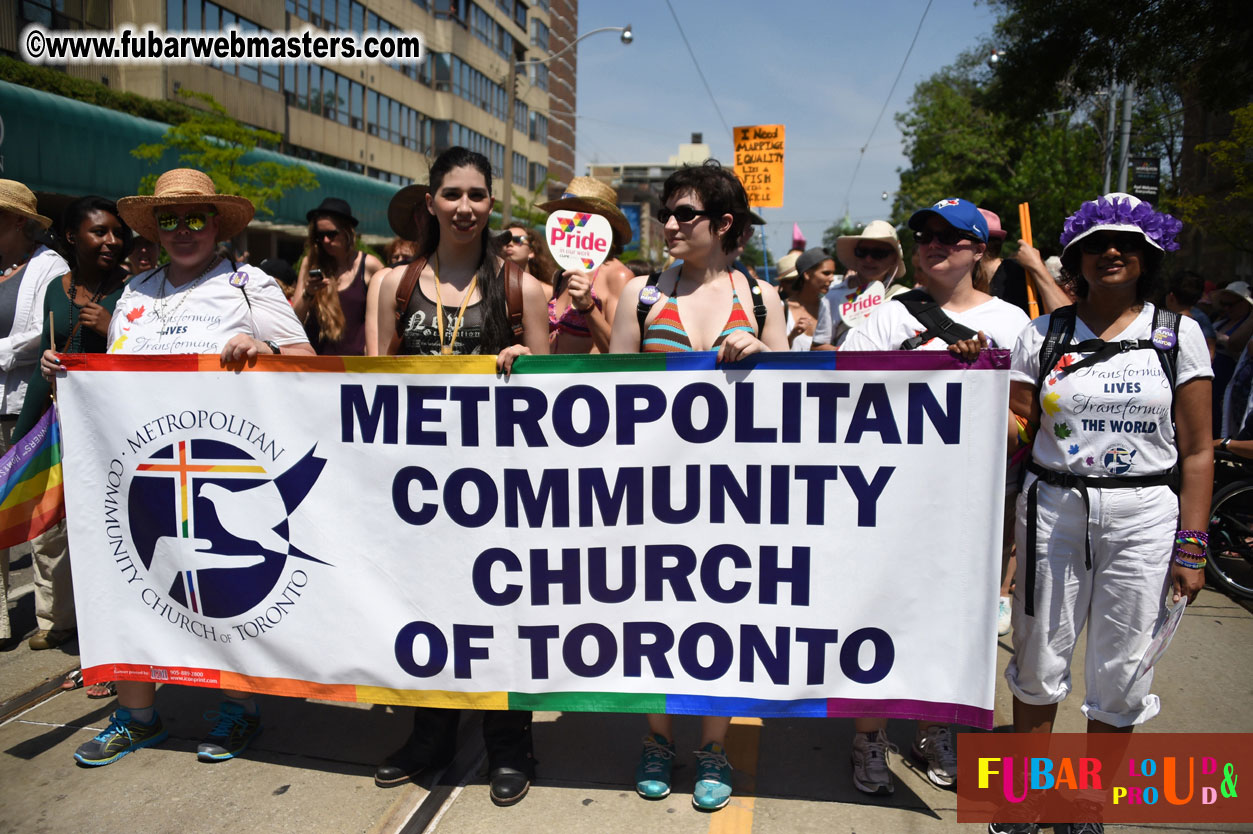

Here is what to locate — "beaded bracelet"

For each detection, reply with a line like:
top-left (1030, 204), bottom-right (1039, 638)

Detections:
top-left (1177, 529), bottom-right (1209, 544)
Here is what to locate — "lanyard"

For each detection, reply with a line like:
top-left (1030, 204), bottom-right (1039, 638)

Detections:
top-left (432, 255), bottom-right (478, 355)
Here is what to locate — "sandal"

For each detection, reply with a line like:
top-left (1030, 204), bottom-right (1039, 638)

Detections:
top-left (85, 681), bottom-right (117, 699)
top-left (61, 669), bottom-right (84, 691)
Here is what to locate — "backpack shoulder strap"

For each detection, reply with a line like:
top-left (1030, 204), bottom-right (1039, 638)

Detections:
top-left (742, 269), bottom-right (768, 334)
top-left (1036, 305), bottom-right (1077, 390)
top-left (1150, 305), bottom-right (1182, 389)
top-left (636, 271), bottom-right (664, 336)
top-left (894, 289), bottom-right (979, 349)
top-left (389, 256), bottom-right (428, 355)
top-left (503, 259), bottom-right (525, 342)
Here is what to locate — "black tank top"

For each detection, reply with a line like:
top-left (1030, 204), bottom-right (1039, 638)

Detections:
top-left (398, 282), bottom-right (485, 355)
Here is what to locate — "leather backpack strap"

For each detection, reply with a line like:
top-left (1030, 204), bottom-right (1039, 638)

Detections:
top-left (504, 259), bottom-right (525, 341)
top-left (388, 256), bottom-right (427, 355)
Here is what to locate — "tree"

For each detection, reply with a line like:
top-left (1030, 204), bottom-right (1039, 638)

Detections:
top-left (1174, 103), bottom-right (1253, 253)
top-left (892, 52), bottom-right (1102, 254)
top-left (131, 89), bottom-right (317, 217)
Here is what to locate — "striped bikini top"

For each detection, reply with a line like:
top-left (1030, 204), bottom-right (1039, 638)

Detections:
top-left (642, 275), bottom-right (756, 352)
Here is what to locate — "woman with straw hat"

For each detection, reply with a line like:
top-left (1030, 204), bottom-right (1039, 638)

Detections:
top-left (54, 168), bottom-right (312, 769)
top-left (812, 219), bottom-right (905, 349)
top-left (538, 177), bottom-right (635, 354)
top-left (0, 179), bottom-right (70, 651)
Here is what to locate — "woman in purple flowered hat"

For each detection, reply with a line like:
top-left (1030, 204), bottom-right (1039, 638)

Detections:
top-left (994, 193), bottom-right (1210, 834)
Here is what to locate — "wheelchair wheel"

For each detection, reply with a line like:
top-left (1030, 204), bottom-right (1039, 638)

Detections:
top-left (1207, 480), bottom-right (1253, 600)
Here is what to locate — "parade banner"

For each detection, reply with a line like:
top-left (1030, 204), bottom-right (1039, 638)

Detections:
top-left (733, 124), bottom-right (785, 208)
top-left (57, 351), bottom-right (1007, 727)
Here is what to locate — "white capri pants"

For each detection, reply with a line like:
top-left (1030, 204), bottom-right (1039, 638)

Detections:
top-left (1005, 476), bottom-right (1176, 726)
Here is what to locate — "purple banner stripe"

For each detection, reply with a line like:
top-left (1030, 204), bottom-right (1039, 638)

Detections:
top-left (833, 348), bottom-right (1010, 372)
top-left (825, 697), bottom-right (993, 729)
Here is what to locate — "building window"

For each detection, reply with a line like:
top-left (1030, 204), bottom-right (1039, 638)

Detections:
top-left (526, 61), bottom-right (548, 92)
top-left (530, 19), bottom-right (548, 52)
top-left (512, 152), bottom-right (527, 187)
top-left (528, 162), bottom-right (547, 190)
top-left (513, 1), bottom-right (526, 30)
top-left (529, 112), bottom-right (547, 144)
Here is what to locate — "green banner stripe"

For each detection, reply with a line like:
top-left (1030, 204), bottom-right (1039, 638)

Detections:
top-left (512, 354), bottom-right (669, 374)
top-left (507, 691), bottom-right (667, 712)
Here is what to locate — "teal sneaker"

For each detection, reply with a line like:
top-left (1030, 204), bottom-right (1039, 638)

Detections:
top-left (634, 732), bottom-right (676, 799)
top-left (74, 708), bottom-right (168, 766)
top-left (197, 702), bottom-right (261, 761)
top-left (692, 742), bottom-right (733, 810)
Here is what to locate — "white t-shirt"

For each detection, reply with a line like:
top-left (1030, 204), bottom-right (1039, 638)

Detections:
top-left (109, 262), bottom-right (307, 355)
top-left (1010, 303), bottom-right (1212, 477)
top-left (841, 293), bottom-right (1030, 352)
top-left (814, 278), bottom-right (889, 347)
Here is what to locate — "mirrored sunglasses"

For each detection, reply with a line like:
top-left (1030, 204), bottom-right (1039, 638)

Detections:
top-left (156, 210), bottom-right (216, 233)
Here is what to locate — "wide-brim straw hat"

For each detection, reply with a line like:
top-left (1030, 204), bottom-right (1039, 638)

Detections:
top-left (0, 180), bottom-right (52, 229)
top-left (387, 183), bottom-right (430, 241)
top-left (538, 176), bottom-right (633, 249)
top-left (835, 219), bottom-right (905, 281)
top-left (117, 169), bottom-right (254, 243)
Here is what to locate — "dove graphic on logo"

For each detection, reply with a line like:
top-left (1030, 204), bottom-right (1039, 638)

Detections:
top-left (128, 438), bottom-right (329, 619)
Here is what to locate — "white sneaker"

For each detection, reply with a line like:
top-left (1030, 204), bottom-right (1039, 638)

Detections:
top-left (997, 596), bottom-right (1012, 636)
top-left (912, 725), bottom-right (958, 788)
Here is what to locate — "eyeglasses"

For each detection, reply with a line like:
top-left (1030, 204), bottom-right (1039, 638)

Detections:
top-left (854, 245), bottom-right (895, 260)
top-left (658, 205), bottom-right (717, 224)
top-left (1078, 232), bottom-right (1145, 255)
top-left (314, 229), bottom-right (340, 242)
top-left (507, 235), bottom-right (529, 245)
top-left (156, 210), bottom-right (216, 233)
top-left (914, 228), bottom-right (977, 247)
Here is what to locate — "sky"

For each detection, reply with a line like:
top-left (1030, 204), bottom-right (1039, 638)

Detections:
top-left (569, 0), bottom-right (1001, 258)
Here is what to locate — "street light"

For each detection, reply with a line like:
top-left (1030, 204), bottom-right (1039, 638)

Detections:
top-left (502, 25), bottom-right (632, 223)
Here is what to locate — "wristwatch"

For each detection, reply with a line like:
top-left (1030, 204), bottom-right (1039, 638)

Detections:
top-left (264, 340), bottom-right (281, 355)
top-left (1221, 437), bottom-right (1232, 451)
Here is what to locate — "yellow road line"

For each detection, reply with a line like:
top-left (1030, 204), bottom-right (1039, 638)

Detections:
top-left (709, 716), bottom-right (763, 834)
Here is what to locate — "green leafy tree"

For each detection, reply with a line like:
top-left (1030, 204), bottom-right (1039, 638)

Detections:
top-left (131, 89), bottom-right (317, 217)
top-left (1175, 103), bottom-right (1253, 253)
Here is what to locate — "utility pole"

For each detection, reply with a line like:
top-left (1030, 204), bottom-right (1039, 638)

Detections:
top-left (1103, 82), bottom-right (1118, 193)
top-left (1117, 82), bottom-right (1135, 192)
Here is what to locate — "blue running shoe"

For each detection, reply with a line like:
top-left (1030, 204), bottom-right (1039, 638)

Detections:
top-left (634, 732), bottom-right (676, 799)
top-left (692, 742), bottom-right (733, 810)
top-left (197, 702), bottom-right (261, 761)
top-left (74, 709), bottom-right (168, 766)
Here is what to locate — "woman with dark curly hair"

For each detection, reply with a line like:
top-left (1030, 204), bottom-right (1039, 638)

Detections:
top-left (995, 193), bottom-right (1211, 834)
top-left (293, 198), bottom-right (384, 355)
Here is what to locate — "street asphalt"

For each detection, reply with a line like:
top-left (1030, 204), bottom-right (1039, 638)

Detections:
top-left (2, 582), bottom-right (1251, 834)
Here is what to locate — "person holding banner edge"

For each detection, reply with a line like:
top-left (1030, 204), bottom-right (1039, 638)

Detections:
top-left (44, 168), bottom-right (314, 768)
top-left (840, 198), bottom-right (1029, 795)
top-left (996, 194), bottom-right (1210, 834)
top-left (609, 160), bottom-right (787, 811)
top-left (369, 146), bottom-right (548, 805)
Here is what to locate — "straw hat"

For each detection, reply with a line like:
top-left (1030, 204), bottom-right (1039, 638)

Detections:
top-left (538, 177), bottom-right (633, 249)
top-left (386, 183), bottom-right (430, 241)
top-left (0, 180), bottom-right (52, 229)
top-left (835, 219), bottom-right (905, 281)
top-left (117, 169), bottom-right (254, 243)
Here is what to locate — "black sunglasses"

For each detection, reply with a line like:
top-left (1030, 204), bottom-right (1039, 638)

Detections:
top-left (854, 245), bottom-right (895, 260)
top-left (914, 228), bottom-right (977, 247)
top-left (314, 229), bottom-right (340, 242)
top-left (658, 205), bottom-right (717, 224)
top-left (1078, 231), bottom-right (1145, 255)
top-left (507, 235), bottom-right (529, 245)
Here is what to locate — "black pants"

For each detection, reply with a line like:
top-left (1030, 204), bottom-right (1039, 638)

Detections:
top-left (409, 706), bottom-right (534, 774)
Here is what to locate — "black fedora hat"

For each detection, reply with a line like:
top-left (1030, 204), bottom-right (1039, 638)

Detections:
top-left (307, 197), bottom-right (359, 227)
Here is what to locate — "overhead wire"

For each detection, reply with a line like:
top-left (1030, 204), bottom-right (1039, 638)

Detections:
top-left (662, 0), bottom-right (731, 135)
top-left (841, 0), bottom-right (934, 216)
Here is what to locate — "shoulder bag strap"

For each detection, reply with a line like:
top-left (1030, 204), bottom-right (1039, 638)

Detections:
top-left (388, 256), bottom-right (428, 355)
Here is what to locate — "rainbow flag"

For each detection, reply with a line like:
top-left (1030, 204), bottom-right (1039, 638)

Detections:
top-left (0, 406), bottom-right (64, 548)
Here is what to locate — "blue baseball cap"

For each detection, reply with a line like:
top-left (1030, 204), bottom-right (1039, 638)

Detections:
top-left (907, 198), bottom-right (990, 243)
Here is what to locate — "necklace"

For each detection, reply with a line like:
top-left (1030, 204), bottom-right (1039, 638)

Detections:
top-left (431, 254), bottom-right (478, 355)
top-left (155, 256), bottom-right (219, 323)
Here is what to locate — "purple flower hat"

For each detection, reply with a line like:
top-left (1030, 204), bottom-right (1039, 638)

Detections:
top-left (1059, 192), bottom-right (1183, 255)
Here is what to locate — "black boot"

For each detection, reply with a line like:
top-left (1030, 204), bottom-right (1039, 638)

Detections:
top-left (484, 710), bottom-right (535, 806)
top-left (374, 707), bottom-right (459, 787)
